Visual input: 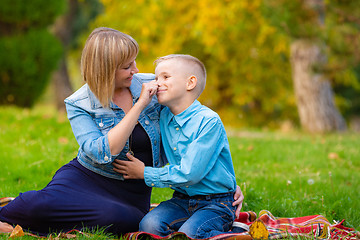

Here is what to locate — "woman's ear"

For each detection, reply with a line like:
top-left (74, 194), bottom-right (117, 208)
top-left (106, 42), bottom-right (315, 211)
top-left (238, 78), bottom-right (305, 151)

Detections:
top-left (186, 75), bottom-right (197, 91)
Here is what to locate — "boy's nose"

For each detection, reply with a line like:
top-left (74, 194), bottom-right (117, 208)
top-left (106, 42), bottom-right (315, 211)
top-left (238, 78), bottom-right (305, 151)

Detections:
top-left (156, 81), bottom-right (162, 87)
top-left (156, 78), bottom-right (163, 84)
top-left (131, 66), bottom-right (139, 74)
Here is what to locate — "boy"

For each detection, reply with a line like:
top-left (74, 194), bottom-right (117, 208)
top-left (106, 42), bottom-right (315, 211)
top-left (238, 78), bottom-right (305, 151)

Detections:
top-left (115, 54), bottom-right (239, 239)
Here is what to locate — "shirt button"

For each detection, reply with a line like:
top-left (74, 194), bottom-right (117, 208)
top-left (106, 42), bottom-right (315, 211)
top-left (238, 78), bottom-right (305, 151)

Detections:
top-left (173, 147), bottom-right (177, 151)
top-left (169, 185), bottom-right (172, 187)
top-left (186, 186), bottom-right (189, 188)
top-left (176, 127), bottom-right (179, 131)
top-left (104, 156), bottom-right (109, 161)
top-left (99, 122), bottom-right (104, 127)
top-left (145, 120), bottom-right (150, 125)
top-left (154, 140), bottom-right (157, 144)
top-left (151, 183), bottom-right (155, 186)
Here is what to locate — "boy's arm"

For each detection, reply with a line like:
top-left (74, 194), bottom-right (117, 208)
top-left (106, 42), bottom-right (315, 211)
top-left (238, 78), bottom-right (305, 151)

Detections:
top-left (113, 117), bottom-right (224, 185)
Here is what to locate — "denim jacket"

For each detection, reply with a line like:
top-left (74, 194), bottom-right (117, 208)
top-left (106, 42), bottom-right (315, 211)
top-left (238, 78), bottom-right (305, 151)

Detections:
top-left (64, 73), bottom-right (167, 180)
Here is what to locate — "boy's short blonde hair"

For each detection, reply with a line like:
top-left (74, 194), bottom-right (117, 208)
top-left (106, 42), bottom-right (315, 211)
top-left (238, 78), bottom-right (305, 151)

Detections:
top-left (154, 54), bottom-right (207, 97)
top-left (81, 27), bottom-right (139, 108)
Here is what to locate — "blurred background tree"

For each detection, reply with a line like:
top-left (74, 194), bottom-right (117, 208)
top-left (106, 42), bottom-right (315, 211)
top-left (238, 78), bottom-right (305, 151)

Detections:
top-left (90, 0), bottom-right (360, 132)
top-left (1, 0), bottom-right (359, 132)
top-left (92, 0), bottom-right (297, 128)
top-left (50, 0), bottom-right (102, 111)
top-left (0, 0), bottom-right (65, 107)
top-left (262, 0), bottom-right (360, 132)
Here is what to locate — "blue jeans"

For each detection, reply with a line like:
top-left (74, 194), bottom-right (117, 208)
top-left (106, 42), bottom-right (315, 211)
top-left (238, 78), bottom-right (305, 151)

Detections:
top-left (139, 191), bottom-right (236, 239)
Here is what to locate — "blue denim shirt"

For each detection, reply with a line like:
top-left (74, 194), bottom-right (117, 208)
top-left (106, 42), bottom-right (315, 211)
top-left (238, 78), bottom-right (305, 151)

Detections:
top-left (144, 100), bottom-right (237, 196)
top-left (64, 73), bottom-right (166, 180)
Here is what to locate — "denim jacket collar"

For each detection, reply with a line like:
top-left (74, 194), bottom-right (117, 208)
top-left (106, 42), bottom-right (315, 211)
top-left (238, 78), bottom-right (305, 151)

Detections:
top-left (86, 77), bottom-right (142, 110)
top-left (86, 86), bottom-right (102, 109)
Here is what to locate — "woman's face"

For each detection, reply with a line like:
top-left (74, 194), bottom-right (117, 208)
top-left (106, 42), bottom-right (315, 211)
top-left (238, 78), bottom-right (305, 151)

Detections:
top-left (114, 58), bottom-right (139, 89)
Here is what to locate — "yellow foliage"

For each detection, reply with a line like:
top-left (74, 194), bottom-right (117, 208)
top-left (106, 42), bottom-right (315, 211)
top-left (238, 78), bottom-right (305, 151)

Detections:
top-left (94, 0), bottom-right (296, 127)
top-left (257, 25), bottom-right (276, 45)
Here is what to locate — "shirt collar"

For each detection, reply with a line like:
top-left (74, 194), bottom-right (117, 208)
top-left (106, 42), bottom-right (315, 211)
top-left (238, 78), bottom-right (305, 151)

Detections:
top-left (167, 100), bottom-right (201, 127)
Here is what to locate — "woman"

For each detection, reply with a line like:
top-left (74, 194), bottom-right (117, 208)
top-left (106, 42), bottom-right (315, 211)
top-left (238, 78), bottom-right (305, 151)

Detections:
top-left (0, 27), bottom-right (243, 236)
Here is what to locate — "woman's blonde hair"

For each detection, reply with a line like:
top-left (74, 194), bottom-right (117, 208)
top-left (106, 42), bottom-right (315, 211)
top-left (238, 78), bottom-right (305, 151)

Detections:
top-left (81, 27), bottom-right (139, 108)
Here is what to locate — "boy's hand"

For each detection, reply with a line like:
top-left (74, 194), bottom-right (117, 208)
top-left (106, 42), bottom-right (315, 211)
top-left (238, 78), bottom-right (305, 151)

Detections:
top-left (112, 153), bottom-right (145, 179)
top-left (233, 185), bottom-right (244, 218)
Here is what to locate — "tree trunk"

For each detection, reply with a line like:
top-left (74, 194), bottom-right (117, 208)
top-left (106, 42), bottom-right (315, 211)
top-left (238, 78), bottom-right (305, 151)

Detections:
top-left (51, 0), bottom-right (78, 111)
top-left (290, 40), bottom-right (346, 133)
top-left (53, 57), bottom-right (73, 111)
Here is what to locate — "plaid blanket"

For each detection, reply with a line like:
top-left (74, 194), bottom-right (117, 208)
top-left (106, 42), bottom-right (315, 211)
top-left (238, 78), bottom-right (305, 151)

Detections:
top-left (125, 210), bottom-right (359, 240)
top-left (2, 197), bottom-right (358, 239)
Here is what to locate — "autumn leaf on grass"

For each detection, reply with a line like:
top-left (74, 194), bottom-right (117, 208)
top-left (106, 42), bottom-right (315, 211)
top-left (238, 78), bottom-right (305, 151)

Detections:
top-left (247, 145), bottom-right (254, 151)
top-left (328, 152), bottom-right (339, 160)
top-left (58, 137), bottom-right (69, 144)
top-left (9, 225), bottom-right (24, 238)
top-left (56, 232), bottom-right (77, 239)
top-left (249, 219), bottom-right (269, 240)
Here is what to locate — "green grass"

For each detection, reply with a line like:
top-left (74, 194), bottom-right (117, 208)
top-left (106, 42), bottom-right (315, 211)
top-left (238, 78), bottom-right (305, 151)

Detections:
top-left (1, 105), bottom-right (359, 239)
top-left (229, 130), bottom-right (359, 210)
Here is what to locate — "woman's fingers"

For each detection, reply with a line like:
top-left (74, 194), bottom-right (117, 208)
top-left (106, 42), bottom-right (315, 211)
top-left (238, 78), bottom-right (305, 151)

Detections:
top-left (147, 81), bottom-right (158, 96)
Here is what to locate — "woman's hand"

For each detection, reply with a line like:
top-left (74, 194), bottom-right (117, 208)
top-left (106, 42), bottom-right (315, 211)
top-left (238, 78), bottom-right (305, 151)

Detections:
top-left (112, 153), bottom-right (145, 179)
top-left (107, 80), bottom-right (157, 156)
top-left (233, 185), bottom-right (244, 218)
top-left (136, 80), bottom-right (158, 108)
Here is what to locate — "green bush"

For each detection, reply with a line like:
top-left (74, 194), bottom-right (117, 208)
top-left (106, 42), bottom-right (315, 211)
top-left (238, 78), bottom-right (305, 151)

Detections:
top-left (0, 0), bottom-right (66, 107)
top-left (0, 30), bottom-right (63, 107)
top-left (0, 0), bottom-right (65, 31)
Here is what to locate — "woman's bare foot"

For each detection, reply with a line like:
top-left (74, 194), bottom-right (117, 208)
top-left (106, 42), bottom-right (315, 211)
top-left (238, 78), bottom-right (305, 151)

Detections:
top-left (0, 221), bottom-right (13, 233)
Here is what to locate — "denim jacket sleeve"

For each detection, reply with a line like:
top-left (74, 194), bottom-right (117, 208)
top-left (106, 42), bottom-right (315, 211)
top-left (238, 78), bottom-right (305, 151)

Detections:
top-left (64, 75), bottom-right (165, 179)
top-left (64, 87), bottom-right (115, 165)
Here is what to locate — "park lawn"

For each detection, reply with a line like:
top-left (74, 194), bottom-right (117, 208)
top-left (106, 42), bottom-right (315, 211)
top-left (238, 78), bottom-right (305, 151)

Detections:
top-left (0, 105), bottom-right (359, 239)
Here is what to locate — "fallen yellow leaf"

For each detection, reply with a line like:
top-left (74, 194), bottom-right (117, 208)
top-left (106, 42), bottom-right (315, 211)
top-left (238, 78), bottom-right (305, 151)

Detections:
top-left (58, 137), bottom-right (69, 144)
top-left (328, 152), bottom-right (339, 160)
top-left (247, 145), bottom-right (254, 151)
top-left (249, 219), bottom-right (269, 240)
top-left (9, 225), bottom-right (24, 238)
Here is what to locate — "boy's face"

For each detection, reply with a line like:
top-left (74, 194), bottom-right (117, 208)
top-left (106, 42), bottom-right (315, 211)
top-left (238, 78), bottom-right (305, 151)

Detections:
top-left (155, 59), bottom-right (189, 107)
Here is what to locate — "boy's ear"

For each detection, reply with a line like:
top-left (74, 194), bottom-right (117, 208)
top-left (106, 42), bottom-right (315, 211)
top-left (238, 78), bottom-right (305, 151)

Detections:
top-left (186, 75), bottom-right (197, 91)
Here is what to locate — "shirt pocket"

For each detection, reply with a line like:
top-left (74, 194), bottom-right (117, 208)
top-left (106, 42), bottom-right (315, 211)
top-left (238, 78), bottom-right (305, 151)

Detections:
top-left (94, 117), bottom-right (115, 135)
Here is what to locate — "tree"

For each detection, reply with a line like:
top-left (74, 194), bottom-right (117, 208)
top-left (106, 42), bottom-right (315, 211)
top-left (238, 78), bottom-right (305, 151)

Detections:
top-left (51, 0), bottom-right (103, 111)
top-left (289, 0), bottom-right (346, 132)
top-left (262, 0), bottom-right (360, 132)
top-left (290, 39), bottom-right (346, 132)
top-left (92, 0), bottom-right (295, 127)
top-left (51, 0), bottom-right (78, 111)
top-left (90, 0), bottom-right (359, 129)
